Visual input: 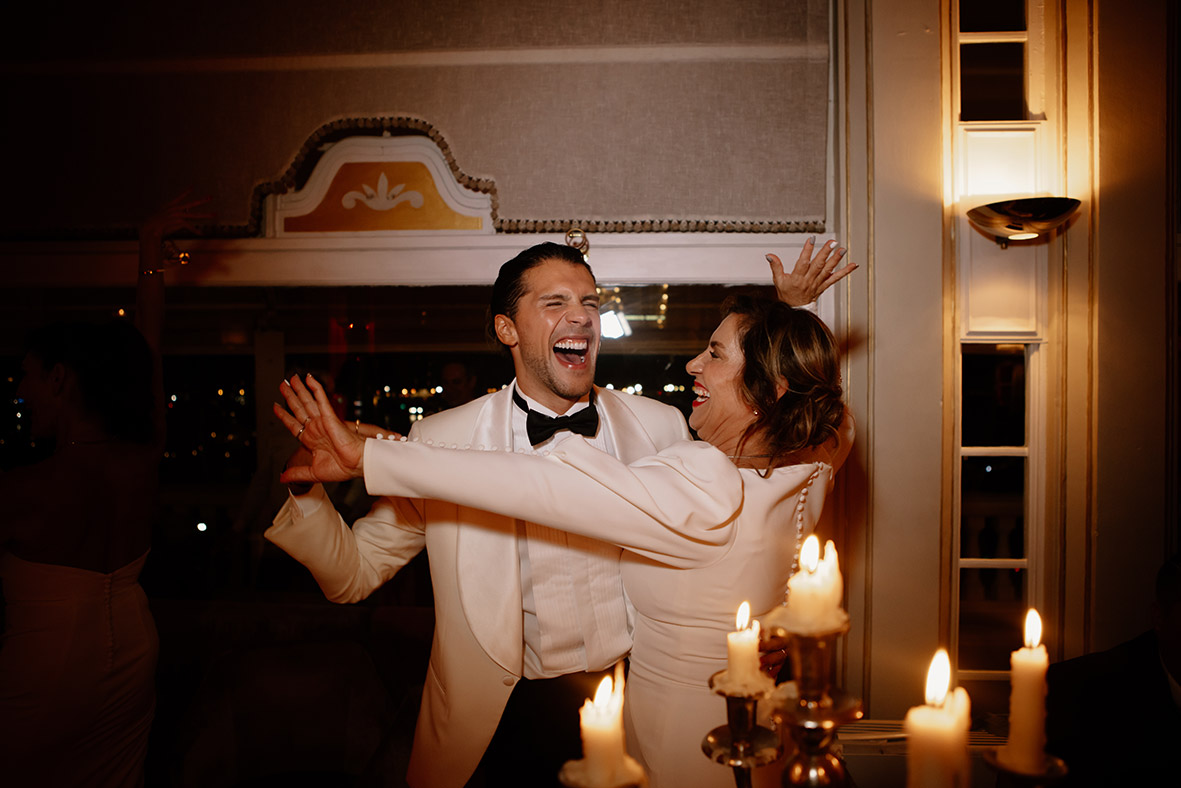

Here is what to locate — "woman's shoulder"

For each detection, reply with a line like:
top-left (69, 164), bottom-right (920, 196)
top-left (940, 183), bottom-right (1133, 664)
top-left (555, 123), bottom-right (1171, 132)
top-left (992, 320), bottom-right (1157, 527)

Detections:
top-left (599, 386), bottom-right (686, 422)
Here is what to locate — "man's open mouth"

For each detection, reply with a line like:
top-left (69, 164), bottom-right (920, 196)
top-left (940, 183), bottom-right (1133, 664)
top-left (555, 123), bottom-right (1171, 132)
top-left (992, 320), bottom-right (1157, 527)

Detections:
top-left (554, 338), bottom-right (589, 365)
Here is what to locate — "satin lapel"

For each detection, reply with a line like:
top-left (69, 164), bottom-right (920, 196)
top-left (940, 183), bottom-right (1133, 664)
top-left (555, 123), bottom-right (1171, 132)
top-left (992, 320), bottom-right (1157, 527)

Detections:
top-left (455, 387), bottom-right (524, 673)
top-left (596, 387), bottom-right (660, 462)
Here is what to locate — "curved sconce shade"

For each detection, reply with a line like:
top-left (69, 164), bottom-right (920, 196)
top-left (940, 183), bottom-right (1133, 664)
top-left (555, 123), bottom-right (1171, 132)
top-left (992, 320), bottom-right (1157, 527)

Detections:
top-left (966, 197), bottom-right (1081, 248)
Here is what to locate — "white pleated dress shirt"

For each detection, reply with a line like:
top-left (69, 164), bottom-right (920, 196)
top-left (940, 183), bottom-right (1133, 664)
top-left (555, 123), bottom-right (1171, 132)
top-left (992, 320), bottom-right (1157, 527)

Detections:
top-left (510, 382), bottom-right (632, 679)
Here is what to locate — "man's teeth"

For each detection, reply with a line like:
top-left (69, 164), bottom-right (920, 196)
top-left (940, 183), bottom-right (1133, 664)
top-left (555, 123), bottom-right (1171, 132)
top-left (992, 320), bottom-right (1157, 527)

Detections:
top-left (555, 339), bottom-right (589, 351)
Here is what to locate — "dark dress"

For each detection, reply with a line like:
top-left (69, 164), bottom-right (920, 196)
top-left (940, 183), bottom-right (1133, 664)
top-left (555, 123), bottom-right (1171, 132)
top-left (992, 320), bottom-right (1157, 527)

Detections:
top-left (0, 441), bottom-right (159, 788)
top-left (0, 552), bottom-right (158, 787)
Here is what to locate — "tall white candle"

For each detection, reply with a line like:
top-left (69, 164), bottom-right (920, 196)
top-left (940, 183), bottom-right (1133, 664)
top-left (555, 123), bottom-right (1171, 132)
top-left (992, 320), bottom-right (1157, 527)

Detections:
top-left (726, 601), bottom-right (761, 684)
top-left (579, 672), bottom-right (625, 785)
top-left (777, 535), bottom-right (849, 633)
top-left (904, 649), bottom-right (971, 788)
top-left (999, 608), bottom-right (1047, 774)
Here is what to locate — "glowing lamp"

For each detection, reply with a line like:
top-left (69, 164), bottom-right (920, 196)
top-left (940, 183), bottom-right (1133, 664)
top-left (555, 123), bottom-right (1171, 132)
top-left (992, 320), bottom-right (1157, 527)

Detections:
top-left (966, 197), bottom-right (1081, 248)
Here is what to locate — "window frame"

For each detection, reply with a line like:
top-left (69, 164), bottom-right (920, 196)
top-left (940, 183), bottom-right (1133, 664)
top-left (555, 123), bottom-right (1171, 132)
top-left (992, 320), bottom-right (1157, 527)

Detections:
top-left (949, 0), bottom-right (1055, 694)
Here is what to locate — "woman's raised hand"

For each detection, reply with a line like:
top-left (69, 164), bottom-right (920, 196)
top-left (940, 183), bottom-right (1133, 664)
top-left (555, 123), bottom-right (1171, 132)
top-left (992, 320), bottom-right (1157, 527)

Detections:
top-left (767, 237), bottom-right (856, 306)
top-left (142, 191), bottom-right (213, 239)
top-left (274, 374), bottom-right (367, 484)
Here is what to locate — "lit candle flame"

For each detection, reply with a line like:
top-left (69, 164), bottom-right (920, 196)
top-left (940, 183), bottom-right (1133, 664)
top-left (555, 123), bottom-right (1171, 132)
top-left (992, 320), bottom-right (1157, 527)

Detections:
top-left (800, 534), bottom-right (820, 574)
top-left (735, 601), bottom-right (751, 631)
top-left (924, 649), bottom-right (951, 707)
top-left (592, 675), bottom-right (613, 708)
top-left (1023, 608), bottom-right (1042, 649)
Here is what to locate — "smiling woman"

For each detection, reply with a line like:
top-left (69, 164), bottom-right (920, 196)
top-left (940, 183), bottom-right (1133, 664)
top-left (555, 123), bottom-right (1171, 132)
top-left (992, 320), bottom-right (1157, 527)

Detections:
top-left (687, 313), bottom-right (754, 456)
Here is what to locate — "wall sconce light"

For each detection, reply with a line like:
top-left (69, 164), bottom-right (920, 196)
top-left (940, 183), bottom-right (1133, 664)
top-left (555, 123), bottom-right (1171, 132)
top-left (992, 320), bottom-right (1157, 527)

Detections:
top-left (600, 301), bottom-right (632, 340)
top-left (966, 197), bottom-right (1081, 248)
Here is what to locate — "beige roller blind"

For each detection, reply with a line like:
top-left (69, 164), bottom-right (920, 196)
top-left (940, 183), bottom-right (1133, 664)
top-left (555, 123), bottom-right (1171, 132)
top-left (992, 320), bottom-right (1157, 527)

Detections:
top-left (0, 0), bottom-right (830, 236)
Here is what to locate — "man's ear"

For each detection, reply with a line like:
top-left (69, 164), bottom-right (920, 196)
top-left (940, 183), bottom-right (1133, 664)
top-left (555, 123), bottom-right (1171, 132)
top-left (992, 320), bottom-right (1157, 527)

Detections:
top-left (494, 314), bottom-right (519, 347)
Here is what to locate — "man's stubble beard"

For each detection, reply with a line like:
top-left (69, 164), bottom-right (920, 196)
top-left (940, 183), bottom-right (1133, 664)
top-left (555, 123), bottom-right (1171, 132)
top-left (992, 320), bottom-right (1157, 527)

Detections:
top-left (520, 347), bottom-right (596, 403)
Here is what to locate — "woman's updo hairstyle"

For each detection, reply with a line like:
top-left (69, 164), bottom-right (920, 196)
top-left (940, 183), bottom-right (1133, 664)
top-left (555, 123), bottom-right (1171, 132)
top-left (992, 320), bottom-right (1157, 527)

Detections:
top-left (723, 295), bottom-right (845, 471)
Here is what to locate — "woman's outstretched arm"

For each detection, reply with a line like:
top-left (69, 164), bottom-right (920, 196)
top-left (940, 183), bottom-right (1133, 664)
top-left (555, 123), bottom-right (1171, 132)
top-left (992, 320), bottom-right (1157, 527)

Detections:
top-left (275, 374), bottom-right (745, 568)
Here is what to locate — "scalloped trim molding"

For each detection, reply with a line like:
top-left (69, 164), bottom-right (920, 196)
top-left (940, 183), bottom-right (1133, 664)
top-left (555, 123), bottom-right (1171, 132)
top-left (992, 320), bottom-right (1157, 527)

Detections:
top-left (494, 218), bottom-right (825, 234)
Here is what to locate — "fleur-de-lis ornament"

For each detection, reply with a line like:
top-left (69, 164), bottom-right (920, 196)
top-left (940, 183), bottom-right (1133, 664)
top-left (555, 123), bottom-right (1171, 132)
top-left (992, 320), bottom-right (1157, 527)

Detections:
top-left (342, 172), bottom-right (426, 211)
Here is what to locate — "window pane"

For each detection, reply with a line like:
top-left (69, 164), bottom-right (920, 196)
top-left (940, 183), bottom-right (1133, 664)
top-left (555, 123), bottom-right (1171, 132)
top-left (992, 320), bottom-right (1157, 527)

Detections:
top-left (960, 42), bottom-right (1026, 121)
top-left (962, 343), bottom-right (1025, 446)
top-left (161, 356), bottom-right (256, 484)
top-left (961, 456), bottom-right (1025, 558)
top-left (960, 678), bottom-right (1011, 720)
top-left (959, 567), bottom-right (1026, 670)
top-left (959, 0), bottom-right (1026, 33)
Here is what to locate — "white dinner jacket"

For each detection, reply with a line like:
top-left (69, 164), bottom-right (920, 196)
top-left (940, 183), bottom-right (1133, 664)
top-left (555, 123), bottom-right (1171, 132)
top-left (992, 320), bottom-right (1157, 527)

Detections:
top-left (266, 385), bottom-right (692, 788)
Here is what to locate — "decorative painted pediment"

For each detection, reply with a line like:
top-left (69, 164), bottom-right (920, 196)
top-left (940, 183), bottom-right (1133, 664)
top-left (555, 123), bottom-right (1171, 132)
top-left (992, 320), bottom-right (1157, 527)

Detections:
top-left (266, 136), bottom-right (494, 236)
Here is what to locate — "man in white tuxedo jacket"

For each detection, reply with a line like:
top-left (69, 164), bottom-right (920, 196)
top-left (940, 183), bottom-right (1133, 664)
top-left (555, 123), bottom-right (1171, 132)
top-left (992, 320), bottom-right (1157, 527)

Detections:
top-left (267, 243), bottom-right (691, 787)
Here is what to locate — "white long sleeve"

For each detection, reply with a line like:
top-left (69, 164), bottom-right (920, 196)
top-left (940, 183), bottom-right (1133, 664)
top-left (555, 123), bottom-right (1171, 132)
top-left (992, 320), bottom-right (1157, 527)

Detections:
top-left (362, 437), bottom-right (742, 568)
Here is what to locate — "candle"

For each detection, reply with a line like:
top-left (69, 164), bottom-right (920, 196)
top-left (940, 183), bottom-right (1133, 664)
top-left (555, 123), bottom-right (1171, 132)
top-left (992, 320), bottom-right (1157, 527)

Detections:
top-left (774, 535), bottom-right (849, 634)
top-left (998, 608), bottom-right (1048, 774)
top-left (904, 649), bottom-right (971, 788)
top-left (578, 668), bottom-right (626, 785)
top-left (726, 601), bottom-right (762, 683)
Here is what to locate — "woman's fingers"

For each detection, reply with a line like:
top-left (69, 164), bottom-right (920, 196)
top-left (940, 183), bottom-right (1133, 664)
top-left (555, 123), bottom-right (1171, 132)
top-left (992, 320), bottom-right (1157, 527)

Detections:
top-left (809, 241), bottom-right (856, 288)
top-left (304, 374), bottom-right (336, 420)
top-left (272, 401), bottom-right (302, 437)
top-left (766, 252), bottom-right (785, 278)
top-left (797, 235), bottom-right (816, 261)
top-left (824, 258), bottom-right (858, 287)
top-left (355, 422), bottom-right (389, 440)
top-left (287, 374), bottom-right (322, 420)
top-left (279, 464), bottom-right (315, 484)
top-left (279, 379), bottom-right (311, 430)
top-left (303, 374), bottom-right (352, 443)
top-left (810, 239), bottom-right (839, 267)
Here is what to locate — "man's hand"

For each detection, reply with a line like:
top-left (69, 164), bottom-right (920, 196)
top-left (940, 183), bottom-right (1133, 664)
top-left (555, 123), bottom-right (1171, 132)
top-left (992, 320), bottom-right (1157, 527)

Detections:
top-left (768, 237), bottom-right (857, 307)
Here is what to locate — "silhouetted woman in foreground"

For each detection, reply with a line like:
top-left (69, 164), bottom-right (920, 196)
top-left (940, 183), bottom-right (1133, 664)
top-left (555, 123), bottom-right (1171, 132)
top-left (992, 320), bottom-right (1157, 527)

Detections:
top-left (0, 320), bottom-right (160, 787)
top-left (0, 194), bottom-right (206, 787)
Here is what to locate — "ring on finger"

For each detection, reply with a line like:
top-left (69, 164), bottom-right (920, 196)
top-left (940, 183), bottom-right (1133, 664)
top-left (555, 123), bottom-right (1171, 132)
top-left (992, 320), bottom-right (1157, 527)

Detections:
top-left (297, 426), bottom-right (306, 437)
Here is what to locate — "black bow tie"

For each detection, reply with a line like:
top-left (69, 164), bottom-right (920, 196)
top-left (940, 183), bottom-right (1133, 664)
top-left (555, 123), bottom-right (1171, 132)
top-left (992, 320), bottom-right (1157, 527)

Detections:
top-left (512, 388), bottom-right (600, 446)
